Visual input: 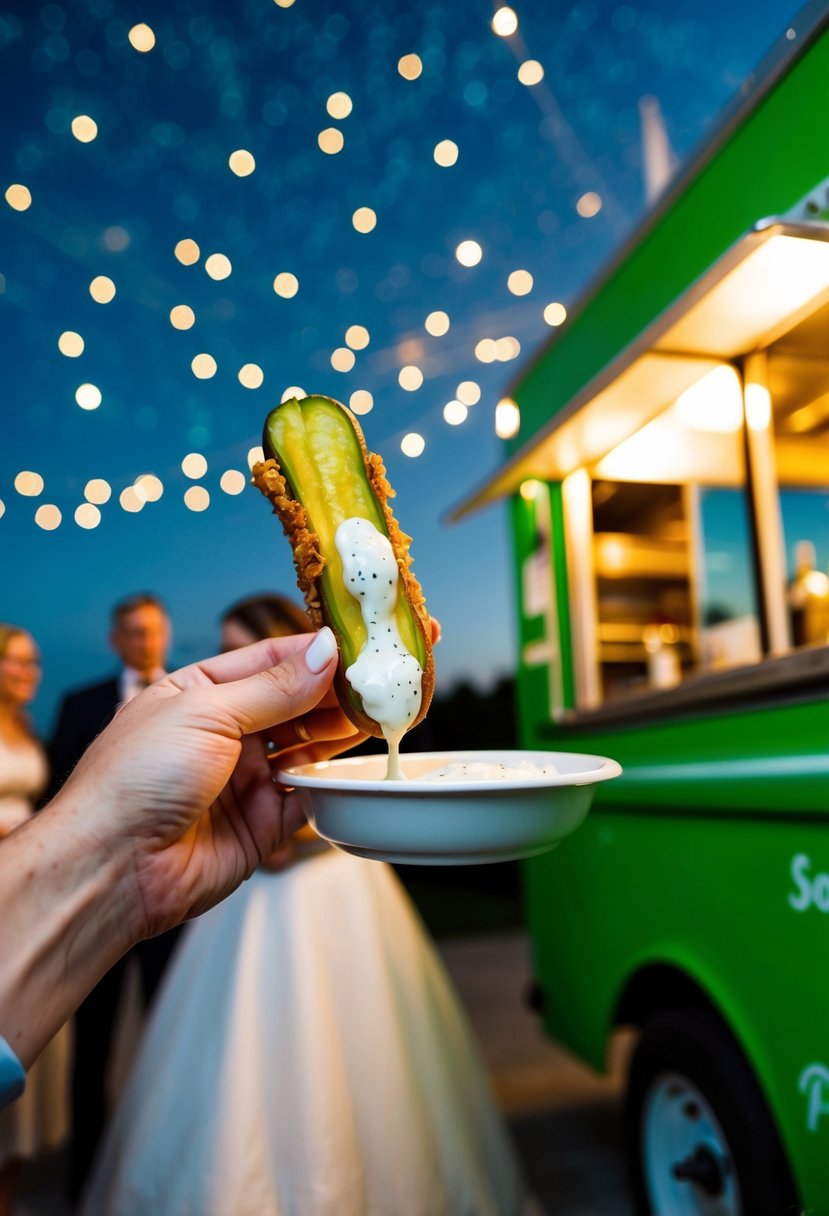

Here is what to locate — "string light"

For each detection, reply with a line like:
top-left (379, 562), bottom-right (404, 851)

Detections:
top-left (75, 503), bottom-right (101, 529)
top-left (35, 504), bottom-right (61, 530)
top-left (398, 54), bottom-right (423, 80)
top-left (58, 331), bottom-right (84, 357)
top-left (84, 479), bottom-right (111, 504)
top-left (71, 115), bottom-right (98, 142)
top-left (492, 7), bottom-right (518, 36)
top-left (349, 389), bottom-right (373, 415)
top-left (456, 240), bottom-right (482, 267)
top-left (238, 363), bottom-right (264, 389)
top-left (576, 191), bottom-right (602, 217)
top-left (220, 470), bottom-right (247, 495)
top-left (89, 276), bottom-right (116, 303)
top-left (181, 453), bottom-right (208, 478)
top-left (326, 92), bottom-right (352, 119)
top-left (352, 207), bottom-right (377, 233)
top-left (544, 301), bottom-right (567, 326)
top-left (184, 486), bottom-right (210, 512)
top-left (14, 472), bottom-right (44, 497)
top-left (443, 400), bottom-right (468, 426)
top-left (495, 397), bottom-right (521, 438)
top-left (318, 128), bottom-right (344, 154)
top-left (281, 386), bottom-right (306, 402)
top-left (75, 383), bottom-right (102, 409)
top-left (205, 253), bottom-right (232, 280)
top-left (247, 445), bottom-right (265, 469)
top-left (191, 353), bottom-right (217, 379)
top-left (345, 325), bottom-right (370, 350)
top-left (228, 149), bottom-right (256, 176)
top-left (457, 380), bottom-right (481, 405)
top-left (399, 365), bottom-right (423, 391)
top-left (433, 140), bottom-right (459, 167)
top-left (401, 433), bottom-right (425, 457)
top-left (128, 23), bottom-right (156, 52)
top-left (4, 184), bottom-right (31, 211)
top-left (273, 272), bottom-right (299, 297)
top-left (174, 239), bottom-right (200, 265)
top-left (507, 269), bottom-right (534, 295)
top-left (518, 60), bottom-right (544, 86)
top-left (331, 347), bottom-right (355, 372)
top-left (169, 305), bottom-right (195, 330)
top-left (425, 311), bottom-right (450, 336)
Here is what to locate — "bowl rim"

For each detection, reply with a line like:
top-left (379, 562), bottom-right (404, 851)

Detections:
top-left (277, 748), bottom-right (622, 794)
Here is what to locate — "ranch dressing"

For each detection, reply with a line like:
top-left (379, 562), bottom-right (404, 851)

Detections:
top-left (335, 517), bottom-right (423, 780)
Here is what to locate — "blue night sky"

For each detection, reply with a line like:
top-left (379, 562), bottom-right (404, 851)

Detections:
top-left (1, 0), bottom-right (799, 734)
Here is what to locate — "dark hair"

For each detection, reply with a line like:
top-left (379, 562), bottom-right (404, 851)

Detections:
top-left (221, 594), bottom-right (310, 641)
top-left (111, 593), bottom-right (167, 627)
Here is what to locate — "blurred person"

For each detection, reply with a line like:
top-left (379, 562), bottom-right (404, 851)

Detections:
top-left (1, 626), bottom-right (344, 1103)
top-left (80, 595), bottom-right (526, 1216)
top-left (49, 593), bottom-right (183, 1202)
top-left (0, 625), bottom-right (69, 1216)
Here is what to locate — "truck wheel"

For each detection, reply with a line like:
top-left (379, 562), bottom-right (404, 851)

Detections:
top-left (625, 1008), bottom-right (799, 1216)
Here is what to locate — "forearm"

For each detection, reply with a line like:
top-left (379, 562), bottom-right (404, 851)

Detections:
top-left (0, 791), bottom-right (136, 1068)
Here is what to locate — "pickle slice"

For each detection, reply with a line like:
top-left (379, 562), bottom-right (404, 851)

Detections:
top-left (260, 395), bottom-right (430, 730)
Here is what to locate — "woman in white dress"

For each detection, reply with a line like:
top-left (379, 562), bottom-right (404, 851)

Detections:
top-left (81, 595), bottom-right (526, 1216)
top-left (0, 624), bottom-right (70, 1216)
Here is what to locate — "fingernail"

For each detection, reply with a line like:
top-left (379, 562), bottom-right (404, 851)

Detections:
top-left (305, 626), bottom-right (337, 673)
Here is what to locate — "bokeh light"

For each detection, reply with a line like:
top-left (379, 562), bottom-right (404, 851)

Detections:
top-left (247, 446), bottom-right (265, 469)
top-left (184, 486), bottom-right (210, 512)
top-left (425, 311), bottom-right (450, 336)
top-left (228, 149), bottom-right (256, 176)
top-left (35, 504), bottom-right (61, 530)
top-left (191, 353), bottom-right (217, 379)
top-left (318, 128), bottom-right (344, 154)
top-left (349, 389), bottom-right (373, 415)
top-left (238, 363), bottom-right (264, 389)
top-left (5, 184), bottom-right (31, 212)
top-left (399, 365), bottom-right (423, 391)
top-left (75, 383), bottom-right (102, 410)
top-left (401, 432), bottom-right (425, 457)
top-left (273, 272), bottom-right (299, 297)
top-left (182, 452), bottom-right (208, 479)
top-left (352, 207), bottom-right (377, 233)
top-left (326, 92), bottom-right (352, 119)
top-left (443, 400), bottom-right (468, 426)
top-left (576, 191), bottom-right (602, 218)
top-left (71, 115), bottom-right (98, 142)
top-left (128, 23), bottom-right (156, 52)
top-left (174, 239), bottom-right (200, 266)
top-left (474, 338), bottom-right (497, 363)
top-left (518, 60), bottom-right (545, 86)
top-left (492, 7), bottom-right (518, 36)
top-left (456, 240), bottom-right (482, 267)
top-left (495, 397), bottom-right (521, 438)
top-left (281, 386), bottom-right (306, 402)
top-left (135, 474), bottom-right (163, 502)
top-left (169, 305), bottom-right (195, 330)
top-left (220, 469), bottom-right (247, 495)
top-left (205, 253), bottom-right (232, 280)
top-left (507, 269), bottom-right (534, 296)
top-left (84, 479), bottom-right (111, 505)
top-left (544, 301), bottom-right (568, 326)
top-left (15, 471), bottom-right (43, 497)
top-left (58, 331), bottom-right (84, 357)
top-left (74, 503), bottom-right (101, 529)
top-left (457, 380), bottom-right (481, 405)
top-left (398, 54), bottom-right (423, 80)
top-left (119, 486), bottom-right (144, 513)
top-left (331, 347), bottom-right (356, 372)
top-left (434, 140), bottom-right (459, 167)
top-left (89, 276), bottom-right (115, 303)
top-left (345, 325), bottom-right (370, 350)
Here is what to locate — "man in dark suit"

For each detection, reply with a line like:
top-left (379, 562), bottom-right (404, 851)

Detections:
top-left (51, 592), bottom-right (181, 1202)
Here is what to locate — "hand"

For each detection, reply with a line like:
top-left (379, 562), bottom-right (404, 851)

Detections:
top-left (59, 628), bottom-right (357, 940)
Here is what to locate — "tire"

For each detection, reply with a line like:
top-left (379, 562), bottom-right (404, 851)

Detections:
top-left (625, 1007), bottom-right (800, 1216)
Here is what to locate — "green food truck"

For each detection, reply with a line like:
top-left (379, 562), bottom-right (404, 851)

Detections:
top-left (454, 5), bottom-right (829, 1213)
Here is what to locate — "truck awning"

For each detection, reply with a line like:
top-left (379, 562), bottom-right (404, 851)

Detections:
top-left (449, 218), bottom-right (829, 521)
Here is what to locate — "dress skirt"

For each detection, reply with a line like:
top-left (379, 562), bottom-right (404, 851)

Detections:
top-left (81, 848), bottom-right (525, 1216)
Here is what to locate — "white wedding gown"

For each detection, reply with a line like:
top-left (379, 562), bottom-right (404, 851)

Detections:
top-left (81, 846), bottom-right (526, 1216)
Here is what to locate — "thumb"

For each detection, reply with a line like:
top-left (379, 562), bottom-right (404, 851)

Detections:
top-left (209, 627), bottom-right (339, 736)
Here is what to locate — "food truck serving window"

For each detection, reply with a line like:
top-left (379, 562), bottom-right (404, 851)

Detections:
top-left (568, 366), bottom-right (762, 707)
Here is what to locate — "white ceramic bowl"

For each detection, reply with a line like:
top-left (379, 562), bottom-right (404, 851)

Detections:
top-left (278, 749), bottom-right (622, 865)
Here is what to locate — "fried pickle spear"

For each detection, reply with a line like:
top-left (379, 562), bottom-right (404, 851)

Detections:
top-left (252, 395), bottom-right (434, 738)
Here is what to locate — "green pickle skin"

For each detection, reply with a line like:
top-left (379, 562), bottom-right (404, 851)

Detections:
top-left (262, 396), bottom-right (428, 725)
